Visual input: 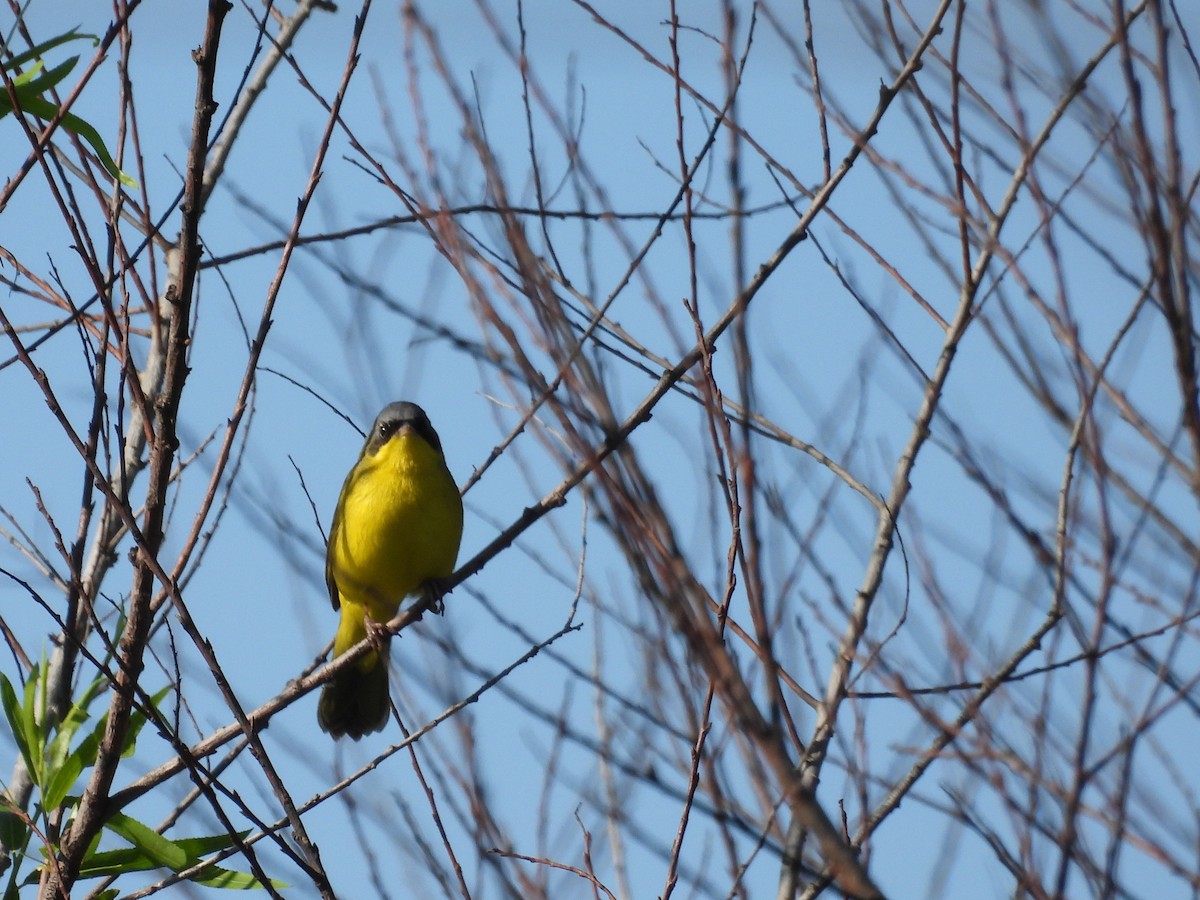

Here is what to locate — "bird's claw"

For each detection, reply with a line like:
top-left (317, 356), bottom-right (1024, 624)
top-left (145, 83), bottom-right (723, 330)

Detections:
top-left (423, 577), bottom-right (452, 615)
top-left (363, 616), bottom-right (390, 650)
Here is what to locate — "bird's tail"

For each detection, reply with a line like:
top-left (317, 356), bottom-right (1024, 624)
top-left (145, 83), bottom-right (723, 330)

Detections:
top-left (318, 605), bottom-right (390, 739)
top-left (317, 654), bottom-right (389, 740)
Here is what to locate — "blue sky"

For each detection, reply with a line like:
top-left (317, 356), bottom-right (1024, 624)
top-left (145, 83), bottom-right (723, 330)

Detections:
top-left (3, 1), bottom-right (1198, 897)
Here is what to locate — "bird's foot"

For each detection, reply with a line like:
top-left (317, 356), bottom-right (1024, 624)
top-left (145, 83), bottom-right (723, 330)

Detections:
top-left (363, 616), bottom-right (391, 650)
top-left (423, 577), bottom-right (453, 615)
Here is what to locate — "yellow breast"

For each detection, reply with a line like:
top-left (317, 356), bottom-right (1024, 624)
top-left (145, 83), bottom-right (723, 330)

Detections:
top-left (328, 433), bottom-right (463, 622)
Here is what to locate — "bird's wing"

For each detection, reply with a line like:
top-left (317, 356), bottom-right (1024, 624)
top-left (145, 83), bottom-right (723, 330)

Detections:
top-left (325, 477), bottom-right (352, 611)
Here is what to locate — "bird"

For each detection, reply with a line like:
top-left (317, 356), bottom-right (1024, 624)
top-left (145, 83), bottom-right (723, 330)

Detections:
top-left (317, 401), bottom-right (464, 740)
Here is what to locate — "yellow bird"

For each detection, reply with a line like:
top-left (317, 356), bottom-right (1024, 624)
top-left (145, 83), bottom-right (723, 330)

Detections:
top-left (318, 402), bottom-right (464, 740)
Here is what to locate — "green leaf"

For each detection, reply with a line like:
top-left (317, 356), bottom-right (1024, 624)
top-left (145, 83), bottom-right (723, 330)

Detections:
top-left (77, 846), bottom-right (162, 877)
top-left (68, 707), bottom-right (108, 778)
top-left (1, 668), bottom-right (46, 787)
top-left (17, 94), bottom-right (140, 189)
top-left (0, 672), bottom-right (36, 780)
top-left (0, 39), bottom-right (138, 188)
top-left (79, 819), bottom-right (279, 889)
top-left (8, 55), bottom-right (77, 102)
top-left (78, 846), bottom-right (280, 890)
top-left (2, 30), bottom-right (97, 72)
top-left (41, 681), bottom-right (101, 811)
top-left (77, 829), bottom-right (249, 877)
top-left (47, 675), bottom-right (105, 772)
top-left (41, 754), bottom-right (84, 811)
top-left (5, 59), bottom-right (44, 94)
top-left (27, 665), bottom-right (48, 787)
top-left (102, 812), bottom-right (188, 871)
top-left (60, 681), bottom-right (170, 794)
top-left (191, 863), bottom-right (283, 890)
top-left (7, 795), bottom-right (49, 892)
top-left (0, 807), bottom-right (28, 853)
top-left (62, 108), bottom-right (139, 188)
top-left (167, 832), bottom-right (247, 857)
top-left (39, 675), bottom-right (116, 810)
top-left (22, 666), bottom-right (40, 731)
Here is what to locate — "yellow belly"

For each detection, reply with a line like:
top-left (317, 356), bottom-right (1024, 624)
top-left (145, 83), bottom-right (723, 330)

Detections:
top-left (328, 433), bottom-right (463, 635)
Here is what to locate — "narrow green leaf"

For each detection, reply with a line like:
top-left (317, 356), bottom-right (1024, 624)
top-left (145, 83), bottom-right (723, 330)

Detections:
top-left (28, 661), bottom-right (47, 765)
top-left (6, 92), bottom-right (63, 127)
top-left (79, 828), bottom-right (247, 873)
top-left (61, 109), bottom-right (139, 187)
top-left (0, 63), bottom-right (138, 188)
top-left (77, 831), bottom-right (243, 876)
top-left (0, 808), bottom-right (28, 854)
top-left (10, 55), bottom-right (78, 99)
top-left (21, 668), bottom-right (39, 739)
top-left (170, 832), bottom-right (248, 857)
top-left (70, 709), bottom-right (108, 775)
top-left (102, 812), bottom-right (188, 870)
top-left (7, 60), bottom-right (45, 91)
top-left (79, 845), bottom-right (280, 890)
top-left (77, 846), bottom-right (159, 877)
top-left (28, 664), bottom-right (48, 787)
top-left (0, 673), bottom-right (35, 779)
top-left (2, 30), bottom-right (97, 71)
top-left (84, 819), bottom-right (278, 889)
top-left (47, 675), bottom-right (105, 772)
top-left (41, 751), bottom-right (83, 810)
top-left (191, 863), bottom-right (282, 890)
